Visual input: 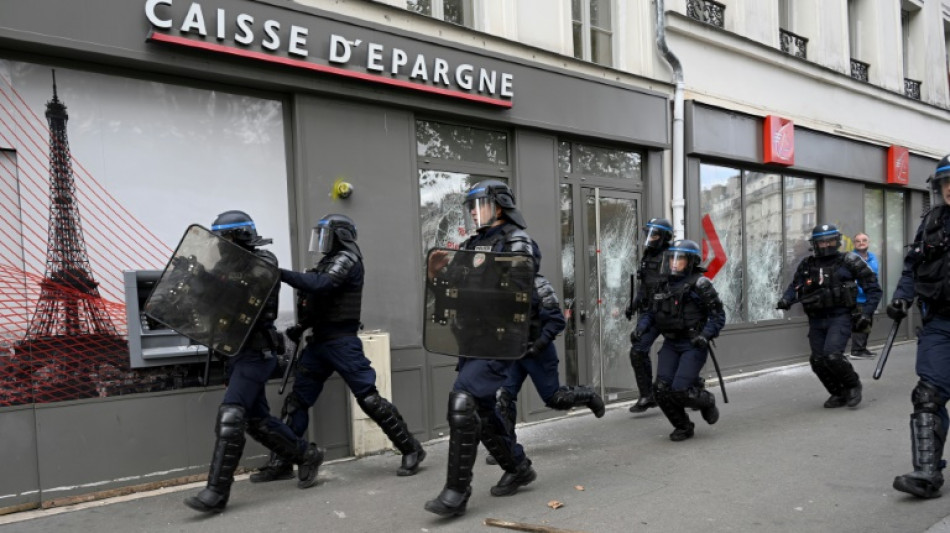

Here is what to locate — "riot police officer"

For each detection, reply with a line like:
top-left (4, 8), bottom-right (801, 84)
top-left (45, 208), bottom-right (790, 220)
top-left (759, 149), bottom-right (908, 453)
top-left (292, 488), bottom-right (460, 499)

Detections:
top-left (424, 180), bottom-right (539, 517)
top-left (635, 240), bottom-right (726, 441)
top-left (184, 211), bottom-right (321, 513)
top-left (891, 155), bottom-right (950, 499)
top-left (255, 214), bottom-right (425, 486)
top-left (777, 224), bottom-right (882, 409)
top-left (625, 218), bottom-right (674, 413)
top-left (496, 274), bottom-right (605, 427)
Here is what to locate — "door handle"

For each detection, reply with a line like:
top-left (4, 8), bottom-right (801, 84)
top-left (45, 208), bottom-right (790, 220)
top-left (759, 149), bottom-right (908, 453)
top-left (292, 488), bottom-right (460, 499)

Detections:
top-left (579, 310), bottom-right (587, 323)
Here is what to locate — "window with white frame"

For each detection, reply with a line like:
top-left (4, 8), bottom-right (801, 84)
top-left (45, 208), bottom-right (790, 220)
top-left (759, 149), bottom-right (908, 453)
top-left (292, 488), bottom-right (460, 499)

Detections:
top-left (407, 0), bottom-right (474, 27)
top-left (571, 0), bottom-right (613, 66)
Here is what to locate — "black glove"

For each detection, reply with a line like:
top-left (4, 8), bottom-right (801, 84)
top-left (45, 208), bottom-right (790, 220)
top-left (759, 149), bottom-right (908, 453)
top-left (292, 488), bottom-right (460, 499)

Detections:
top-left (775, 298), bottom-right (791, 311)
top-left (852, 313), bottom-right (872, 334)
top-left (522, 339), bottom-right (546, 359)
top-left (285, 325), bottom-right (303, 344)
top-left (690, 335), bottom-right (709, 350)
top-left (887, 298), bottom-right (910, 320)
top-left (624, 305), bottom-right (634, 321)
top-left (630, 326), bottom-right (647, 344)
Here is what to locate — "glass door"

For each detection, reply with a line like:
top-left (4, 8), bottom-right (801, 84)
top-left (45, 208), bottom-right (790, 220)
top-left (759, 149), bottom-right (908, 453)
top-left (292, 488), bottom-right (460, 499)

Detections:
top-left (562, 186), bottom-right (640, 402)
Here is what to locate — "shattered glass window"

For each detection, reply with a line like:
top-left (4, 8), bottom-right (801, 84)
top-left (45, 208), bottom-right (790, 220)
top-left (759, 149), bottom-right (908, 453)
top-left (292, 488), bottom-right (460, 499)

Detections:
top-left (416, 120), bottom-right (508, 165)
top-left (745, 172), bottom-right (783, 322)
top-left (700, 164), bottom-right (743, 323)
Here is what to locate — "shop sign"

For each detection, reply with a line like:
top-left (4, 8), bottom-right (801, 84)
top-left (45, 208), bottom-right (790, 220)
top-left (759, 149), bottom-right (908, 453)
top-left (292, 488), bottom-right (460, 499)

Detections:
top-left (887, 145), bottom-right (909, 186)
top-left (144, 0), bottom-right (514, 108)
top-left (763, 115), bottom-right (794, 166)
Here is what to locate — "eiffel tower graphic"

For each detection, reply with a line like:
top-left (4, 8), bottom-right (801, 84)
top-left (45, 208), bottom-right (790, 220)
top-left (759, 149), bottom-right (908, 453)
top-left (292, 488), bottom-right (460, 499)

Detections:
top-left (12, 71), bottom-right (127, 404)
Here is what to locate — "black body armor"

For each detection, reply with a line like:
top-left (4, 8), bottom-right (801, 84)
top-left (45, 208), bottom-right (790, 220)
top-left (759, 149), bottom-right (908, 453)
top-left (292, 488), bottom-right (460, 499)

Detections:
top-left (298, 250), bottom-right (362, 328)
top-left (913, 207), bottom-right (950, 307)
top-left (651, 273), bottom-right (711, 338)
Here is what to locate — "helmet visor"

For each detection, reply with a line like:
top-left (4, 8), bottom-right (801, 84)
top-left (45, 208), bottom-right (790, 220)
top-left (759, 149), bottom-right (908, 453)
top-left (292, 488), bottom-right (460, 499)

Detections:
top-left (643, 225), bottom-right (670, 250)
top-left (811, 234), bottom-right (839, 257)
top-left (463, 197), bottom-right (497, 232)
top-left (309, 225), bottom-right (334, 254)
top-left (933, 174), bottom-right (950, 206)
top-left (661, 249), bottom-right (697, 277)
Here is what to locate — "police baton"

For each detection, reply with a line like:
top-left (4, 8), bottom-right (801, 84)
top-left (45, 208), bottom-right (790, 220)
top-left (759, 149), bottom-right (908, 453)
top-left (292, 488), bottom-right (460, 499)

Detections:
top-left (707, 341), bottom-right (729, 404)
top-left (279, 328), bottom-right (309, 395)
top-left (873, 318), bottom-right (902, 380)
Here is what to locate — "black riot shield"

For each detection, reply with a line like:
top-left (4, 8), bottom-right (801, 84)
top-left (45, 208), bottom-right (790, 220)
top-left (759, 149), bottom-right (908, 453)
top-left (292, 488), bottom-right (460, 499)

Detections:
top-left (424, 248), bottom-right (535, 359)
top-left (143, 224), bottom-right (279, 357)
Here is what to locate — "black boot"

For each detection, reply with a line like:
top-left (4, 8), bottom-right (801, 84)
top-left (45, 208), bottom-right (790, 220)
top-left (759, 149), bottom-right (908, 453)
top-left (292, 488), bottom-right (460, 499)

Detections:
top-left (296, 444), bottom-right (325, 489)
top-left (245, 416), bottom-right (322, 489)
top-left (184, 405), bottom-right (246, 513)
top-left (425, 392), bottom-right (479, 517)
top-left (811, 354), bottom-right (846, 408)
top-left (358, 393), bottom-right (426, 476)
top-left (546, 386), bottom-right (606, 417)
top-left (687, 387), bottom-right (719, 425)
top-left (249, 452), bottom-right (293, 483)
top-left (845, 382), bottom-right (863, 408)
top-left (629, 350), bottom-right (656, 413)
top-left (490, 458), bottom-right (537, 496)
top-left (655, 384), bottom-right (694, 442)
top-left (894, 412), bottom-right (946, 498)
top-left (825, 353), bottom-right (862, 408)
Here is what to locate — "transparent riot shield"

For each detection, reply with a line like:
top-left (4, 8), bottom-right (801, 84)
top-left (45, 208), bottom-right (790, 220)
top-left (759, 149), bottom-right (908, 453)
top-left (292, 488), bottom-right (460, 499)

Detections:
top-left (143, 224), bottom-right (279, 356)
top-left (424, 248), bottom-right (534, 359)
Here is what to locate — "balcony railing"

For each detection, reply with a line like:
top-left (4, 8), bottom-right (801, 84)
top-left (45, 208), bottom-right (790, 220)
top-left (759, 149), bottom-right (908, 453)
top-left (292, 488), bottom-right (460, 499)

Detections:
top-left (904, 78), bottom-right (922, 100)
top-left (686, 0), bottom-right (725, 28)
top-left (779, 29), bottom-right (808, 59)
top-left (850, 59), bottom-right (869, 82)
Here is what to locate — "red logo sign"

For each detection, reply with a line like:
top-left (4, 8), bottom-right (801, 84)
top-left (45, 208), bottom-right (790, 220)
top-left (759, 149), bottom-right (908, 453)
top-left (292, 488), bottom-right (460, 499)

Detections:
top-left (887, 145), bottom-right (909, 185)
top-left (763, 115), bottom-right (794, 166)
top-left (700, 214), bottom-right (727, 280)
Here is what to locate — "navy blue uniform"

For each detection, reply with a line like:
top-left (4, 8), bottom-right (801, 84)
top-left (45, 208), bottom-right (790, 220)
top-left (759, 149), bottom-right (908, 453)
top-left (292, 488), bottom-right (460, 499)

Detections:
top-left (780, 251), bottom-right (881, 407)
top-left (627, 246), bottom-right (667, 411)
top-left (279, 246), bottom-right (424, 476)
top-left (185, 246), bottom-right (318, 512)
top-left (637, 271), bottom-right (725, 440)
top-left (892, 204), bottom-right (950, 498)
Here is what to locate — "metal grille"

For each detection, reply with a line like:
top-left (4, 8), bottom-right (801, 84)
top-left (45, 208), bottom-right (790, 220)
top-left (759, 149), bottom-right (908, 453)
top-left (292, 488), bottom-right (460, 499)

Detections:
top-left (779, 29), bottom-right (808, 59)
top-left (686, 0), bottom-right (725, 28)
top-left (904, 78), bottom-right (922, 100)
top-left (850, 59), bottom-right (869, 82)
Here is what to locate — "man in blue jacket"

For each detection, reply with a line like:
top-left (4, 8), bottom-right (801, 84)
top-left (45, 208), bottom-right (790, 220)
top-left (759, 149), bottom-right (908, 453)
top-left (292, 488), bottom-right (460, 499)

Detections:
top-left (850, 232), bottom-right (880, 359)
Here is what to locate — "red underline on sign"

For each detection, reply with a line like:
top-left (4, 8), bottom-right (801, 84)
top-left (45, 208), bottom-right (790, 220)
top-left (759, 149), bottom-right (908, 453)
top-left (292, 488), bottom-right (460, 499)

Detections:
top-left (148, 32), bottom-right (513, 109)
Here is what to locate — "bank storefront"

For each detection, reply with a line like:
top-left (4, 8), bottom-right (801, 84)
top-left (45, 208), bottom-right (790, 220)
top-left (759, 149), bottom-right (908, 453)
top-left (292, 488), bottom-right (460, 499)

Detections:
top-left (0, 0), bottom-right (669, 509)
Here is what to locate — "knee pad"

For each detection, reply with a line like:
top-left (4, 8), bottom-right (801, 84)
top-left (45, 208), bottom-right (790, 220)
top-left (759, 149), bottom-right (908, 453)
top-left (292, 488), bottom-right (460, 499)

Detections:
top-left (652, 380), bottom-right (672, 399)
top-left (216, 404), bottom-right (246, 439)
top-left (447, 391), bottom-right (478, 431)
top-left (356, 390), bottom-right (385, 416)
top-left (913, 381), bottom-right (948, 414)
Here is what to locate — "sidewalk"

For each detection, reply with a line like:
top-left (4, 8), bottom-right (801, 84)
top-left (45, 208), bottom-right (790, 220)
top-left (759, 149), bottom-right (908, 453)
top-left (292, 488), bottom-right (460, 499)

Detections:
top-left (3, 341), bottom-right (949, 533)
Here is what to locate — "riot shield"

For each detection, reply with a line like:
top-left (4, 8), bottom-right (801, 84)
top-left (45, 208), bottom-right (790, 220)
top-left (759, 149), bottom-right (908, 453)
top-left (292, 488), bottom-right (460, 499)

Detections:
top-left (424, 248), bottom-right (534, 359)
top-left (144, 224), bottom-right (279, 357)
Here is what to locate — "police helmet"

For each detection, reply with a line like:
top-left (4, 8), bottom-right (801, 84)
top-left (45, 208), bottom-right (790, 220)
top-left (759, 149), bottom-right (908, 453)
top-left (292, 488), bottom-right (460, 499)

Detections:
top-left (211, 210), bottom-right (271, 247)
top-left (643, 218), bottom-right (674, 251)
top-left (809, 224), bottom-right (842, 257)
top-left (310, 213), bottom-right (358, 255)
top-left (931, 154), bottom-right (950, 206)
top-left (463, 179), bottom-right (527, 230)
top-left (662, 239), bottom-right (702, 277)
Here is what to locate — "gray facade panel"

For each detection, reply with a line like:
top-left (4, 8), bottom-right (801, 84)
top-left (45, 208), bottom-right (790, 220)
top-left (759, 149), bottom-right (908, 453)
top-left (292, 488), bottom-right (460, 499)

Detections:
top-left (0, 407), bottom-right (39, 508)
top-left (687, 101), bottom-right (934, 190)
top-left (292, 94), bottom-right (420, 348)
top-left (820, 179), bottom-right (865, 232)
top-left (0, 0), bottom-right (669, 148)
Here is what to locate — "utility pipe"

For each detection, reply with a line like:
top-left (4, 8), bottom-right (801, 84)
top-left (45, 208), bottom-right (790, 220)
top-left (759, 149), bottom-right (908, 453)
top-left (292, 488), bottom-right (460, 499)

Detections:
top-left (655, 0), bottom-right (685, 240)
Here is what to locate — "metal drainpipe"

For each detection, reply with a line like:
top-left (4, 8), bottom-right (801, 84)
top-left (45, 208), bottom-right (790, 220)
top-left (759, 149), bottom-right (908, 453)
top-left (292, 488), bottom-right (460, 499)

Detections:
top-left (655, 0), bottom-right (686, 240)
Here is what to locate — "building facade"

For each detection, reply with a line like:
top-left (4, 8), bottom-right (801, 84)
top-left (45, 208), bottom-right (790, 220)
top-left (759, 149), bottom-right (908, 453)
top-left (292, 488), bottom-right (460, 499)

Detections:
top-left (0, 0), bottom-right (947, 510)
